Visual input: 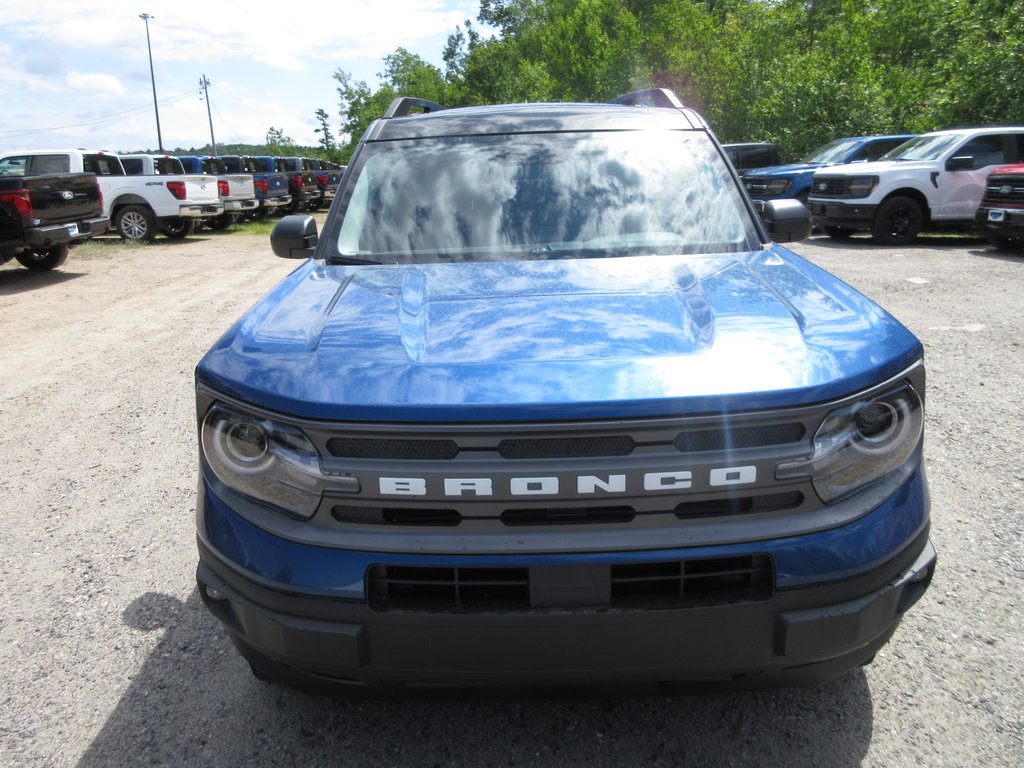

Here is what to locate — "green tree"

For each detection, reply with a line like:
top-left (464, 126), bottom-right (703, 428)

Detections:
top-left (313, 108), bottom-right (335, 154)
top-left (265, 126), bottom-right (295, 154)
top-left (333, 48), bottom-right (451, 161)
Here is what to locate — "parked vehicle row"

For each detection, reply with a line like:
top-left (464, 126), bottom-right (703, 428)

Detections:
top-left (741, 128), bottom-right (1024, 248)
top-left (0, 149), bottom-right (345, 247)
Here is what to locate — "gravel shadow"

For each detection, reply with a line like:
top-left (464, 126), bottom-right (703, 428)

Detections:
top-left (76, 590), bottom-right (874, 768)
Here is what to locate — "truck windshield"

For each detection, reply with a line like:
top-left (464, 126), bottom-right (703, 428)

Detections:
top-left (802, 138), bottom-right (861, 164)
top-left (328, 131), bottom-right (758, 264)
top-left (883, 134), bottom-right (962, 162)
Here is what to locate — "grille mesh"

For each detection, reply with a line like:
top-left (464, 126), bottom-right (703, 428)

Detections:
top-left (367, 555), bottom-right (773, 612)
top-left (498, 435), bottom-right (635, 459)
top-left (674, 423), bottom-right (804, 452)
top-left (326, 437), bottom-right (459, 460)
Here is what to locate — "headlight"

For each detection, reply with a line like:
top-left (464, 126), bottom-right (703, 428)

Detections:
top-left (201, 405), bottom-right (325, 519)
top-left (846, 176), bottom-right (878, 198)
top-left (776, 384), bottom-right (923, 503)
top-left (765, 178), bottom-right (791, 195)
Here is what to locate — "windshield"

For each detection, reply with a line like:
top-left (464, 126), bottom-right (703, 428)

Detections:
top-left (327, 131), bottom-right (758, 264)
top-left (884, 134), bottom-right (962, 162)
top-left (802, 138), bottom-right (861, 164)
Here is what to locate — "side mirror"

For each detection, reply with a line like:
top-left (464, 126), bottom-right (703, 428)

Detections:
top-left (947, 155), bottom-right (974, 171)
top-left (761, 199), bottom-right (812, 243)
top-left (270, 215), bottom-right (318, 259)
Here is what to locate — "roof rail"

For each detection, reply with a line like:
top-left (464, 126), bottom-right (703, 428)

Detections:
top-left (383, 97), bottom-right (446, 119)
top-left (610, 88), bottom-right (684, 109)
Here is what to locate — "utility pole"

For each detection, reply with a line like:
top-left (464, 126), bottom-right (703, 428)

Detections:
top-left (200, 75), bottom-right (217, 156)
top-left (139, 13), bottom-right (163, 151)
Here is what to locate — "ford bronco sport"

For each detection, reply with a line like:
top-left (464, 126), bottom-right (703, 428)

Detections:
top-left (194, 89), bottom-right (935, 695)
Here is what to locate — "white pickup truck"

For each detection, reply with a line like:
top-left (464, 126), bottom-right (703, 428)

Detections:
top-left (0, 149), bottom-right (223, 242)
top-left (118, 152), bottom-right (225, 239)
top-left (177, 155), bottom-right (258, 229)
top-left (807, 127), bottom-right (1024, 244)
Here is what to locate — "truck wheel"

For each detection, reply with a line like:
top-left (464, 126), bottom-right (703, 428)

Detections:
top-left (823, 226), bottom-right (855, 240)
top-left (115, 205), bottom-right (157, 242)
top-left (985, 234), bottom-right (1024, 252)
top-left (871, 196), bottom-right (923, 245)
top-left (206, 213), bottom-right (237, 231)
top-left (161, 218), bottom-right (196, 239)
top-left (15, 244), bottom-right (69, 271)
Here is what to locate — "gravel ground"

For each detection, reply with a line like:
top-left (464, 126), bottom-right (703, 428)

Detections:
top-left (0, 227), bottom-right (1021, 767)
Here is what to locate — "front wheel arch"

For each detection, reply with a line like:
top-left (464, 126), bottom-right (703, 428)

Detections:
top-left (871, 194), bottom-right (927, 245)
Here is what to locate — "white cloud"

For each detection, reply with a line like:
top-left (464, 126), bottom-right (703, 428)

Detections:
top-left (67, 71), bottom-right (125, 96)
top-left (0, 0), bottom-right (487, 151)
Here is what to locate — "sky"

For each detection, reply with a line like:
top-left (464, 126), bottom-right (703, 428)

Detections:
top-left (0, 0), bottom-right (486, 154)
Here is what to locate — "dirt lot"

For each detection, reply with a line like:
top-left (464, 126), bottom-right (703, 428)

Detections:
top-left (0, 227), bottom-right (1021, 767)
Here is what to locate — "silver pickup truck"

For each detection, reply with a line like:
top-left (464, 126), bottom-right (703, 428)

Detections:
top-left (176, 155), bottom-right (258, 230)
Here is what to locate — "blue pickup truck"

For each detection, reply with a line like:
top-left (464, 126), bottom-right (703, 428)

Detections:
top-left (194, 90), bottom-right (935, 695)
top-left (743, 135), bottom-right (916, 204)
top-left (222, 155), bottom-right (291, 218)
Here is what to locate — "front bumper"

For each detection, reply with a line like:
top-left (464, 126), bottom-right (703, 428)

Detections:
top-left (196, 476), bottom-right (935, 693)
top-left (22, 215), bottom-right (109, 247)
top-left (975, 206), bottom-right (1024, 238)
top-left (808, 200), bottom-right (878, 230)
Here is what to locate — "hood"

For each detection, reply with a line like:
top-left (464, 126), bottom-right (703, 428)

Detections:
top-left (745, 162), bottom-right (826, 178)
top-left (196, 248), bottom-right (922, 421)
top-left (812, 159), bottom-right (935, 178)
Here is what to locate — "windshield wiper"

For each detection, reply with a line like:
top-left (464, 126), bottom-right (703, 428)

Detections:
top-left (328, 256), bottom-right (383, 265)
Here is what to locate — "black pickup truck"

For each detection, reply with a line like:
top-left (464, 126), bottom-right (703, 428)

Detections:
top-left (0, 172), bottom-right (108, 270)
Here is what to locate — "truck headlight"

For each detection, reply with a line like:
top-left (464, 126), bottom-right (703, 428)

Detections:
top-left (201, 405), bottom-right (325, 519)
top-left (846, 176), bottom-right (878, 198)
top-left (776, 384), bottom-right (923, 503)
top-left (766, 178), bottom-right (791, 195)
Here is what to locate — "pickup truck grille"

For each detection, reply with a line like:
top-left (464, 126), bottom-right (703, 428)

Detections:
top-left (808, 177), bottom-right (848, 197)
top-left (367, 554), bottom-right (773, 612)
top-left (981, 176), bottom-right (1024, 207)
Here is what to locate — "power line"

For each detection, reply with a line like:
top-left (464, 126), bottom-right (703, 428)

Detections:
top-left (0, 89), bottom-right (199, 140)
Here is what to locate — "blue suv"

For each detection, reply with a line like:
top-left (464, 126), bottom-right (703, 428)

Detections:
top-left (194, 92), bottom-right (934, 695)
top-left (743, 135), bottom-right (916, 204)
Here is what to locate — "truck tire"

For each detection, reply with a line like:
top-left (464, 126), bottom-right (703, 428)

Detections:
top-left (115, 205), bottom-right (157, 242)
top-left (871, 196), bottom-right (923, 245)
top-left (160, 217), bottom-right (196, 239)
top-left (823, 226), bottom-right (855, 240)
top-left (206, 213), bottom-right (237, 231)
top-left (15, 244), bottom-right (69, 271)
top-left (985, 234), bottom-right (1024, 252)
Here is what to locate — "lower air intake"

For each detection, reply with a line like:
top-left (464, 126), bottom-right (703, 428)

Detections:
top-left (367, 555), bottom-right (773, 613)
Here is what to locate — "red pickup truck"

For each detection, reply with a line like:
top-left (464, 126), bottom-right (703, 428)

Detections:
top-left (974, 163), bottom-right (1024, 250)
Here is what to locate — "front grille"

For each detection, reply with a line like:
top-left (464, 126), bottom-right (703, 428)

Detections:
top-left (367, 555), bottom-right (773, 613)
top-left (326, 437), bottom-right (459, 460)
top-left (330, 492), bottom-right (803, 528)
top-left (674, 491), bottom-right (803, 519)
top-left (498, 435), bottom-right (635, 459)
top-left (500, 506), bottom-right (635, 526)
top-left (811, 177), bottom-right (848, 197)
top-left (981, 179), bottom-right (1024, 207)
top-left (674, 423), bottom-right (804, 452)
top-left (322, 423), bottom-right (802, 461)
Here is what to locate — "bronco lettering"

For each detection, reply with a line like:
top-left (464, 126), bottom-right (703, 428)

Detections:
top-left (378, 467), bottom-right (757, 496)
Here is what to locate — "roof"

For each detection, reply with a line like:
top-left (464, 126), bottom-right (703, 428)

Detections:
top-left (368, 101), bottom-right (708, 141)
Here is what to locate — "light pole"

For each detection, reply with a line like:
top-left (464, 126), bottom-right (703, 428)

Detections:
top-left (199, 75), bottom-right (217, 156)
top-left (139, 13), bottom-right (163, 151)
